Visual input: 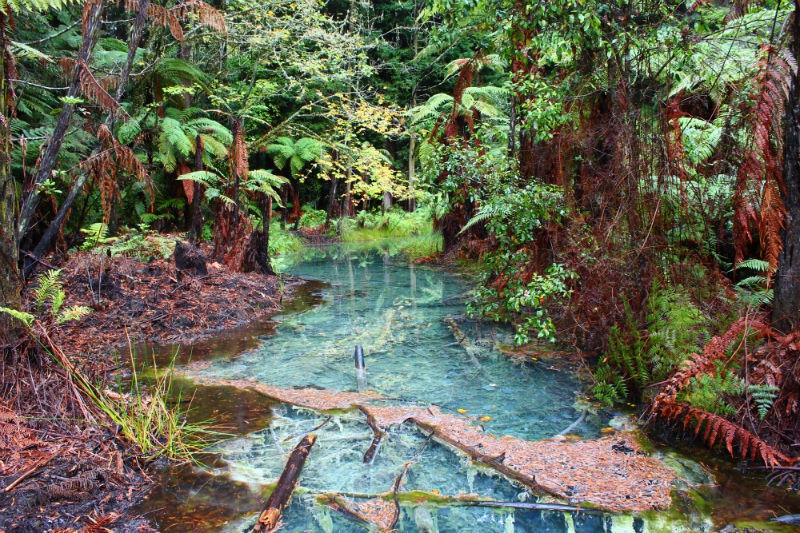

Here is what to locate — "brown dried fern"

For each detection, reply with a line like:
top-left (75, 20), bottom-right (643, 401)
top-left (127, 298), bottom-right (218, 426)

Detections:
top-left (147, 3), bottom-right (183, 41)
top-left (652, 400), bottom-right (791, 467)
top-left (82, 125), bottom-right (153, 223)
top-left (733, 44), bottom-right (795, 273)
top-left (177, 0), bottom-right (227, 34)
top-left (647, 316), bottom-right (794, 467)
top-left (664, 91), bottom-right (688, 186)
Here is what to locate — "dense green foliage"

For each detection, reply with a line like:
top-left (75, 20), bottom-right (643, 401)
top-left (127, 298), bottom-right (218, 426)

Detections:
top-left (3, 0), bottom-right (800, 462)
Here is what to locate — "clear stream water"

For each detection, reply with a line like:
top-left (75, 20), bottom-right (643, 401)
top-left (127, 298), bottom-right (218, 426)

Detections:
top-left (135, 243), bottom-right (800, 533)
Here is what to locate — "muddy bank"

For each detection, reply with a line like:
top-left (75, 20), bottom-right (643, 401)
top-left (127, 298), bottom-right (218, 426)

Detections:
top-left (0, 249), bottom-right (303, 532)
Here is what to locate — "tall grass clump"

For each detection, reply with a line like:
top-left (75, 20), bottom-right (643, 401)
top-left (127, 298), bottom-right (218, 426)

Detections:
top-left (94, 345), bottom-right (217, 463)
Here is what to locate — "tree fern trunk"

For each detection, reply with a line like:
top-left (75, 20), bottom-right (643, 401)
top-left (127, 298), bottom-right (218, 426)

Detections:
top-left (773, 1), bottom-right (800, 333)
top-left (18, 0), bottom-right (105, 240)
top-left (0, 13), bottom-right (21, 336)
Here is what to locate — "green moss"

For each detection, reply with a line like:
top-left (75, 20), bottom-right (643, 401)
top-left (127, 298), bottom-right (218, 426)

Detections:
top-left (728, 521), bottom-right (800, 533)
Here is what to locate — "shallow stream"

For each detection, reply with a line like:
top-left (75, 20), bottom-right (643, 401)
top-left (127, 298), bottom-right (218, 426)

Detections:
top-left (135, 243), bottom-right (800, 533)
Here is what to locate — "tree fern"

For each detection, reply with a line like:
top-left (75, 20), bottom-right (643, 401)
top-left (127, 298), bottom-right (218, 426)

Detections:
top-left (154, 58), bottom-right (209, 90)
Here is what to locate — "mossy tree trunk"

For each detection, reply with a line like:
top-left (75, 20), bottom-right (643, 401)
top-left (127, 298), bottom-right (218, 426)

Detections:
top-left (0, 13), bottom-right (21, 337)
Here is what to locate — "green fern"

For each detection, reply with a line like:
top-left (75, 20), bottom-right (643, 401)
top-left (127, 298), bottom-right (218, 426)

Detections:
top-left (679, 361), bottom-right (745, 417)
top-left (34, 269), bottom-right (64, 312)
top-left (748, 383), bottom-right (779, 420)
top-left (154, 58), bottom-right (210, 91)
top-left (80, 222), bottom-right (115, 250)
top-left (30, 269), bottom-right (91, 324)
top-left (0, 307), bottom-right (35, 327)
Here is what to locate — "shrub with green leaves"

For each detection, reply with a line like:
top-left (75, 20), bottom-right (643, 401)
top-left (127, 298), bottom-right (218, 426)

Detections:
top-left (466, 180), bottom-right (575, 344)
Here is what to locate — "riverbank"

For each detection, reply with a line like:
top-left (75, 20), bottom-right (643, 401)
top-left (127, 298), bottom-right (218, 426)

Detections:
top-left (0, 248), bottom-right (302, 532)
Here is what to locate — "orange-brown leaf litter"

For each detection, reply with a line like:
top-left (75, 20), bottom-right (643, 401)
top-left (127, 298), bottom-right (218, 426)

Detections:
top-left (195, 379), bottom-right (678, 513)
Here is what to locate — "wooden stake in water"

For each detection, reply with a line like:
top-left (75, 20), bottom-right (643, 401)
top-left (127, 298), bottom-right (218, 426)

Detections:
top-left (354, 344), bottom-right (367, 392)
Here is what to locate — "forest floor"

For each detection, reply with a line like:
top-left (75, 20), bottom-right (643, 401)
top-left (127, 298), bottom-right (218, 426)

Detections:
top-left (0, 246), bottom-right (304, 532)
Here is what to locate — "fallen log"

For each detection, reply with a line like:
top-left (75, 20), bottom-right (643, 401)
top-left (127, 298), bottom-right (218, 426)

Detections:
top-left (253, 434), bottom-right (317, 532)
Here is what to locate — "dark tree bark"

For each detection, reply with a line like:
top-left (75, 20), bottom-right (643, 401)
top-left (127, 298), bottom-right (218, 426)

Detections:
top-left (242, 193), bottom-right (275, 275)
top-left (773, 2), bottom-right (800, 333)
top-left (325, 174), bottom-right (339, 225)
top-left (18, 0), bottom-right (106, 240)
top-left (174, 241), bottom-right (208, 277)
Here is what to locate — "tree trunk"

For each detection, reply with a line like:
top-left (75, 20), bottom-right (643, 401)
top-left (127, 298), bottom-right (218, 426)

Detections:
top-left (326, 174), bottom-right (339, 225)
top-left (773, 2), bottom-right (800, 333)
top-left (407, 132), bottom-right (416, 212)
top-left (0, 12), bottom-right (21, 336)
top-left (382, 191), bottom-right (391, 213)
top-left (189, 134), bottom-right (204, 243)
top-left (24, 0), bottom-right (148, 275)
top-left (242, 192), bottom-right (274, 275)
top-left (18, 0), bottom-right (105, 240)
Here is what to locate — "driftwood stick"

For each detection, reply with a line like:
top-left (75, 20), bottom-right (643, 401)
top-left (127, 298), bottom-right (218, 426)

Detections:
top-left (253, 434), bottom-right (317, 532)
top-left (444, 317), bottom-right (483, 370)
top-left (363, 433), bottom-right (384, 464)
top-left (557, 409), bottom-right (587, 436)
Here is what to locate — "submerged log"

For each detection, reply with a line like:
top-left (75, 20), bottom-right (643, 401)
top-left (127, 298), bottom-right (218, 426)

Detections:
top-left (444, 317), bottom-right (482, 370)
top-left (253, 434), bottom-right (317, 532)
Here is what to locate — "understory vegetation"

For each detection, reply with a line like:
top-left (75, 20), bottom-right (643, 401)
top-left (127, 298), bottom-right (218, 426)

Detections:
top-left (2, 0), bottom-right (800, 519)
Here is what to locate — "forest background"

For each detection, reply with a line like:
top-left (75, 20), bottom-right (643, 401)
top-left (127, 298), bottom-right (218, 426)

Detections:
top-left (2, 0), bottom-right (800, 509)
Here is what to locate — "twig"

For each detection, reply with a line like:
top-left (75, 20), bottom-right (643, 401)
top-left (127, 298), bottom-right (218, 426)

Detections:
top-left (19, 250), bottom-right (59, 270)
top-left (4, 453), bottom-right (56, 493)
top-left (170, 274), bottom-right (213, 294)
top-left (282, 415), bottom-right (332, 443)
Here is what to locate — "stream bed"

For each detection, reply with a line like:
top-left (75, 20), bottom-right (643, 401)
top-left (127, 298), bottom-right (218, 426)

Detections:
top-left (134, 243), bottom-right (800, 533)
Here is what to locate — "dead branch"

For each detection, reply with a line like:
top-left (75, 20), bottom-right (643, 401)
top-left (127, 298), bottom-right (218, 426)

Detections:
top-left (253, 433), bottom-right (317, 532)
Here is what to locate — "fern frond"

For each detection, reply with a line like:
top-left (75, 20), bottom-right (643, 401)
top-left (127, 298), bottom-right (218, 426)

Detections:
top-left (0, 307), bottom-right (35, 327)
top-left (459, 207), bottom-right (497, 235)
top-left (185, 118), bottom-right (232, 145)
top-left (748, 383), bottom-right (779, 420)
top-left (177, 170), bottom-right (221, 187)
top-left (652, 400), bottom-right (790, 467)
top-left (34, 269), bottom-right (64, 312)
top-left (78, 62), bottom-right (125, 116)
top-left (57, 305), bottom-right (92, 324)
top-left (154, 58), bottom-right (209, 89)
top-left (735, 258), bottom-right (772, 273)
top-left (295, 137), bottom-right (322, 162)
top-left (147, 2), bottom-right (183, 41)
top-left (176, 0), bottom-right (226, 34)
top-left (199, 134), bottom-right (228, 159)
top-left (733, 44), bottom-right (790, 270)
top-left (160, 117), bottom-right (193, 159)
